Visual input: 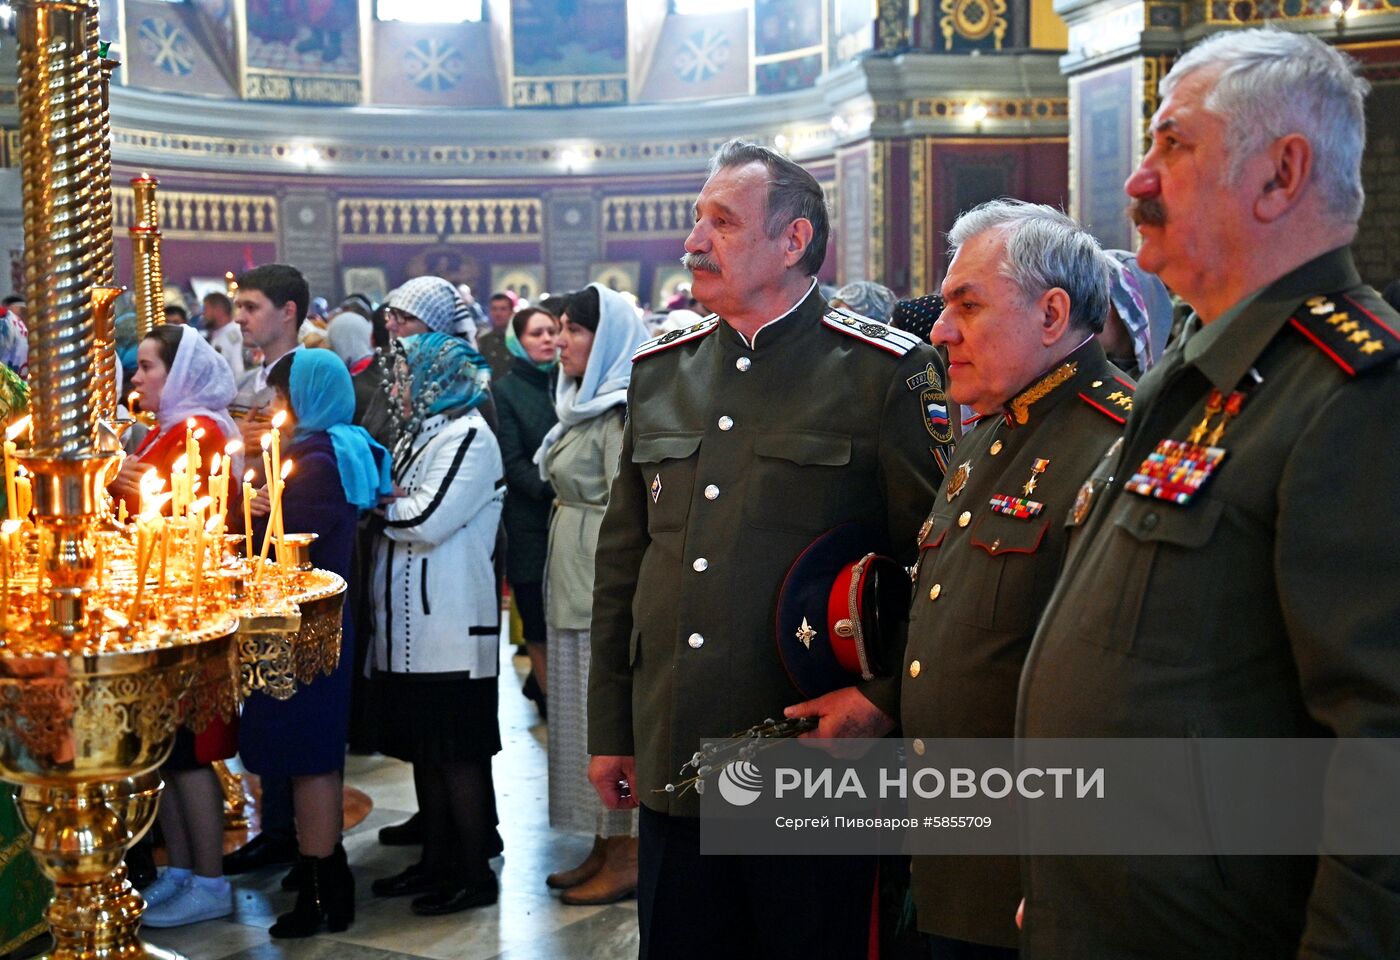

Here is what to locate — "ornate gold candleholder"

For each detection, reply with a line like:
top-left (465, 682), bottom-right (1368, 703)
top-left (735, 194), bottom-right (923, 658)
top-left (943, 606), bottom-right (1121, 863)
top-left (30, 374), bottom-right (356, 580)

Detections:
top-left (0, 3), bottom-right (341, 959)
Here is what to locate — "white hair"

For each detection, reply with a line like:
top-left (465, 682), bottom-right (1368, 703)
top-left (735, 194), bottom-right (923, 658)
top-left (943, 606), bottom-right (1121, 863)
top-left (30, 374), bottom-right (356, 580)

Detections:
top-left (1161, 28), bottom-right (1369, 223)
top-left (947, 199), bottom-right (1111, 334)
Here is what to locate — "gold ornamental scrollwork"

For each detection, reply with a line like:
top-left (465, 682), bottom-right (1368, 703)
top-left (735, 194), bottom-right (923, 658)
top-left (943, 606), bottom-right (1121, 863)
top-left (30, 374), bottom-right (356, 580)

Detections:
top-left (940, 0), bottom-right (1009, 50)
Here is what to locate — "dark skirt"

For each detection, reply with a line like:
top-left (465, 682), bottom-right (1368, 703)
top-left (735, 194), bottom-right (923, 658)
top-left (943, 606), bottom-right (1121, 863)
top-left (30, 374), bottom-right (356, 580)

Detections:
top-left (373, 671), bottom-right (501, 765)
top-left (238, 609), bottom-right (355, 777)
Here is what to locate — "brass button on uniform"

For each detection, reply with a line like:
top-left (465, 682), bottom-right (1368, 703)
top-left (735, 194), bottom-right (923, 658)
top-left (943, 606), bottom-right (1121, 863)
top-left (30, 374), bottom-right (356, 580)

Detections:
top-left (736, 357), bottom-right (752, 372)
top-left (912, 738), bottom-right (926, 756)
top-left (908, 659), bottom-right (921, 678)
top-left (1141, 512), bottom-right (1159, 532)
top-left (1092, 380), bottom-right (1104, 388)
top-left (928, 583), bottom-right (941, 601)
top-left (692, 558), bottom-right (709, 572)
top-left (718, 416), bottom-right (734, 431)
top-left (704, 484), bottom-right (720, 500)
top-left (989, 440), bottom-right (1003, 456)
top-left (688, 633), bottom-right (705, 649)
top-left (958, 511), bottom-right (972, 527)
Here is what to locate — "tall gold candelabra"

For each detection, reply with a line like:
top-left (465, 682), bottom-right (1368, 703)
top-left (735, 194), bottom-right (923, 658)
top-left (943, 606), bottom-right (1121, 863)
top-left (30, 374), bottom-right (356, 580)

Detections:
top-left (128, 174), bottom-right (165, 339)
top-left (0, 4), bottom-right (346, 960)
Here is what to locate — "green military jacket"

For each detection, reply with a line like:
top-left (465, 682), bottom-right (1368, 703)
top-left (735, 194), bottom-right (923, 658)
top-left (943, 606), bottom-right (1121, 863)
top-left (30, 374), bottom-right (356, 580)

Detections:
top-left (1017, 247), bottom-right (1400, 958)
top-left (901, 340), bottom-right (1132, 947)
top-left (589, 284), bottom-right (952, 817)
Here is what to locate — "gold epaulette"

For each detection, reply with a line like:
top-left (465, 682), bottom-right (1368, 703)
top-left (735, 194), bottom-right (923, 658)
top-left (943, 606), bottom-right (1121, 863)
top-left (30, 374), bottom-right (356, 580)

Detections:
top-left (1077, 375), bottom-right (1136, 424)
top-left (1288, 291), bottom-right (1400, 376)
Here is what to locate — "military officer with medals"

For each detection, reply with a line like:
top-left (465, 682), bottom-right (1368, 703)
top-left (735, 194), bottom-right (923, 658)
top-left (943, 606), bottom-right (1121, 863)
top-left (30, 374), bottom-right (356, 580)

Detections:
top-left (586, 140), bottom-right (953, 958)
top-left (1016, 30), bottom-right (1400, 959)
top-left (893, 201), bottom-right (1133, 959)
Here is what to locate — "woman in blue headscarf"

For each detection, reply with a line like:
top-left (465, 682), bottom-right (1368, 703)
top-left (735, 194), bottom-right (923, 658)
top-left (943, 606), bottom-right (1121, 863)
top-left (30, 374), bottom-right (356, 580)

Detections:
top-left (240, 348), bottom-right (392, 939)
top-left (368, 332), bottom-right (506, 917)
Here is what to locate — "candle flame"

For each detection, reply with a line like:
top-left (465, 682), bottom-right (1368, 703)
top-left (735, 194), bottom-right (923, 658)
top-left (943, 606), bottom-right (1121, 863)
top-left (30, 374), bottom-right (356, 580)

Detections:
top-left (172, 454), bottom-right (188, 474)
top-left (1, 519), bottom-right (20, 535)
top-left (139, 468), bottom-right (164, 494)
top-left (243, 468), bottom-right (255, 482)
top-left (5, 415), bottom-right (32, 441)
top-left (194, 427), bottom-right (206, 441)
top-left (280, 459), bottom-right (294, 480)
top-left (205, 513), bottom-right (224, 533)
top-left (186, 417), bottom-right (197, 429)
top-left (209, 453), bottom-right (223, 477)
top-left (225, 439), bottom-right (244, 456)
top-left (261, 433), bottom-right (272, 451)
top-left (271, 410), bottom-right (288, 430)
top-left (190, 496), bottom-right (213, 514)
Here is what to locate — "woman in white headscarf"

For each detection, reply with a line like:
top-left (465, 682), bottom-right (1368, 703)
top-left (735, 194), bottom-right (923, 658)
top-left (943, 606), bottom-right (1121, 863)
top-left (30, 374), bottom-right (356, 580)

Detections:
top-left (536, 283), bottom-right (649, 904)
top-left (106, 323), bottom-right (243, 928)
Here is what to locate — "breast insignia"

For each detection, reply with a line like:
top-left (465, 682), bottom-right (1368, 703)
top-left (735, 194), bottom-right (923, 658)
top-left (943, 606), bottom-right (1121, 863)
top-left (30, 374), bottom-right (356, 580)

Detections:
top-left (1288, 292), bottom-right (1400, 376)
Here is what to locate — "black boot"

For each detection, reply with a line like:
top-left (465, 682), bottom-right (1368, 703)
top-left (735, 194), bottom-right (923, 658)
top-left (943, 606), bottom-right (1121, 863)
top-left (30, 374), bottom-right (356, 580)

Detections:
top-left (269, 845), bottom-right (355, 939)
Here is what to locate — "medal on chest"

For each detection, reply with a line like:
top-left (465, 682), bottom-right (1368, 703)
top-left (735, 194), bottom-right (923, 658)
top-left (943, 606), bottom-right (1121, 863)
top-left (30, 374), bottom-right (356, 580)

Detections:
top-left (1126, 388), bottom-right (1244, 505)
top-left (989, 458), bottom-right (1049, 520)
top-left (945, 461), bottom-right (972, 501)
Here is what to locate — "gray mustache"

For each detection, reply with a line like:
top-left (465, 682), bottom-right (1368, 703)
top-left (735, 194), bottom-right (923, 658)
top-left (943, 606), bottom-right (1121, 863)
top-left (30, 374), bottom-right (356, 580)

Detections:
top-left (1128, 197), bottom-right (1167, 228)
top-left (681, 252), bottom-right (720, 274)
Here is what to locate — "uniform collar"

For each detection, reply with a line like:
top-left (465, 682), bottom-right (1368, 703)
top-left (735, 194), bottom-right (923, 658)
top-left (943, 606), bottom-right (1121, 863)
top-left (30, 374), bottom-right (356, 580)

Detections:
top-left (1001, 336), bottom-right (1109, 428)
top-left (721, 278), bottom-right (820, 350)
top-left (1182, 245), bottom-right (1361, 394)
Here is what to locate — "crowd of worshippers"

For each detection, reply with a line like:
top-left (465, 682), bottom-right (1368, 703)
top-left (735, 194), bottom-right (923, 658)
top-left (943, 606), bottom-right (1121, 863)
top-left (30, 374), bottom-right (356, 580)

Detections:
top-left (1, 24), bottom-right (1396, 960)
top-left (72, 249), bottom-right (1170, 938)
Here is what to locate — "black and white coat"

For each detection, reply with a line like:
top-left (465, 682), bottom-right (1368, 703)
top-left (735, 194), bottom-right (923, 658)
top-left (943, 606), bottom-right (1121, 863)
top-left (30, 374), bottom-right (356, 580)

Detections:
top-left (371, 410), bottom-right (505, 677)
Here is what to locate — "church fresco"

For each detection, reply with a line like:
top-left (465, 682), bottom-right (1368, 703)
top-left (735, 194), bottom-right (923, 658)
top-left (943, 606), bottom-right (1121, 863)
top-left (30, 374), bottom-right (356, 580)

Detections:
top-left (510, 0), bottom-right (629, 107)
top-left (244, 0), bottom-right (363, 104)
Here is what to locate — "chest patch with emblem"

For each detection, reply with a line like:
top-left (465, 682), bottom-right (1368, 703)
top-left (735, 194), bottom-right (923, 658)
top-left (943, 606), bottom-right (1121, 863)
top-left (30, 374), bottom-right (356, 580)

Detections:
top-left (650, 474), bottom-right (662, 504)
top-left (923, 386), bottom-right (954, 444)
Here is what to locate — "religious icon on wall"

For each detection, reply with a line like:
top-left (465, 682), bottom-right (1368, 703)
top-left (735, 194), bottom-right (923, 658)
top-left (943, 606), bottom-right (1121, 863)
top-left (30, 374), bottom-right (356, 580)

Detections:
top-left (407, 247), bottom-right (482, 291)
top-left (243, 0), bottom-right (361, 103)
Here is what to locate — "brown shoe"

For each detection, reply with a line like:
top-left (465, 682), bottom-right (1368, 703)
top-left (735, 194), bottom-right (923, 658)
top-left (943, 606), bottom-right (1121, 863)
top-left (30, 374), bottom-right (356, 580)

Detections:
top-left (559, 837), bottom-right (637, 905)
top-left (546, 834), bottom-right (606, 890)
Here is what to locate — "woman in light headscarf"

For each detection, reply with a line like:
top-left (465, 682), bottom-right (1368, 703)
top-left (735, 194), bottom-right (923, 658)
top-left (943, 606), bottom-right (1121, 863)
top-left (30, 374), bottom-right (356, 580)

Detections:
top-left (537, 284), bottom-right (649, 904)
top-left (382, 276), bottom-right (479, 349)
top-left (242, 349), bottom-right (392, 938)
top-left (368, 332), bottom-right (506, 917)
top-left (108, 324), bottom-right (241, 929)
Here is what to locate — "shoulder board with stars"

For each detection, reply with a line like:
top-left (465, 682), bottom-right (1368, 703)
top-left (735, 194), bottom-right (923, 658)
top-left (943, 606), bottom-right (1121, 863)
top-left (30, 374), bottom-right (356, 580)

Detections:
top-left (1288, 291), bottom-right (1400, 376)
top-left (632, 316), bottom-right (720, 362)
top-left (1077, 375), bottom-right (1136, 424)
top-left (821, 308), bottom-right (922, 357)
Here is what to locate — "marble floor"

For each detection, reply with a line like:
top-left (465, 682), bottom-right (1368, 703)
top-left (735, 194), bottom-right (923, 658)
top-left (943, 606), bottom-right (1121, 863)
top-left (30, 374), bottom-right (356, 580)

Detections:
top-left (146, 645), bottom-right (641, 960)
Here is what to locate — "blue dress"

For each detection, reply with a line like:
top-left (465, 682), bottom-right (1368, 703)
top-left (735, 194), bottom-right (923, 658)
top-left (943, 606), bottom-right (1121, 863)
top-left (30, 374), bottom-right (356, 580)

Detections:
top-left (238, 433), bottom-right (360, 776)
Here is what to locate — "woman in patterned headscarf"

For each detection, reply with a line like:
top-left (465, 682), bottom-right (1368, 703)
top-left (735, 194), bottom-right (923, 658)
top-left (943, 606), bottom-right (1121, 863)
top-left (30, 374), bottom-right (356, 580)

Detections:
top-left (368, 332), bottom-right (506, 917)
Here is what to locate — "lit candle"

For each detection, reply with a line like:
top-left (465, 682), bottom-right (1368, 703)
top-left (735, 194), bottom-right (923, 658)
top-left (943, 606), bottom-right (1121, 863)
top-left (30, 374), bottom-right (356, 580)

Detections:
top-left (276, 459), bottom-right (293, 569)
top-left (157, 518), bottom-right (169, 590)
top-left (260, 433), bottom-right (272, 487)
top-left (3, 415), bottom-right (30, 522)
top-left (193, 514), bottom-right (221, 618)
top-left (242, 469), bottom-right (255, 559)
top-left (0, 520), bottom-right (15, 630)
top-left (14, 471), bottom-right (31, 520)
top-left (171, 454), bottom-right (189, 517)
top-left (94, 536), bottom-right (104, 589)
top-left (270, 410), bottom-right (286, 489)
top-left (130, 519), bottom-right (153, 625)
top-left (117, 500), bottom-right (128, 525)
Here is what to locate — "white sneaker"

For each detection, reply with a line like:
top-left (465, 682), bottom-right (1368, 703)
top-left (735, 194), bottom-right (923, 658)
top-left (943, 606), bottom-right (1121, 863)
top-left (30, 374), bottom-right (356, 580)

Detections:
top-left (140, 869), bottom-right (191, 910)
top-left (141, 877), bottom-right (232, 928)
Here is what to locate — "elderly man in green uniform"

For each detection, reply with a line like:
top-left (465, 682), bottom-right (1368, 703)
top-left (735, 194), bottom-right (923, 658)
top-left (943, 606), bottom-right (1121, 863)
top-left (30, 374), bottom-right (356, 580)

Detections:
top-left (900, 200), bottom-right (1132, 959)
top-left (1017, 29), bottom-right (1400, 959)
top-left (587, 139), bottom-right (952, 958)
